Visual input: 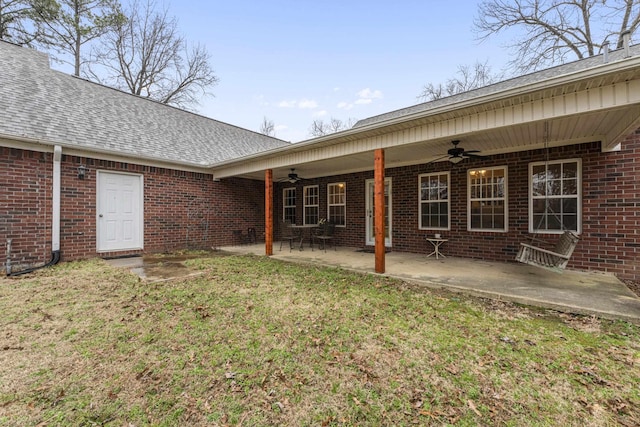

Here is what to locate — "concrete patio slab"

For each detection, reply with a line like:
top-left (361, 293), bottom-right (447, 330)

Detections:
top-left (220, 243), bottom-right (640, 324)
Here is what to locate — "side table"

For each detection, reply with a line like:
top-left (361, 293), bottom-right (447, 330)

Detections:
top-left (426, 238), bottom-right (448, 259)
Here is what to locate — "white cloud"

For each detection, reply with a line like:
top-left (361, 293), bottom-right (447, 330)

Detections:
top-left (336, 88), bottom-right (383, 110)
top-left (278, 98), bottom-right (318, 109)
top-left (313, 110), bottom-right (328, 118)
top-left (274, 124), bottom-right (288, 131)
top-left (278, 100), bottom-right (297, 108)
top-left (357, 88), bottom-right (383, 100)
top-left (298, 99), bottom-right (318, 109)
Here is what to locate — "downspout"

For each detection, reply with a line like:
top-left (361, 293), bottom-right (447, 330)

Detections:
top-left (8, 146), bottom-right (62, 276)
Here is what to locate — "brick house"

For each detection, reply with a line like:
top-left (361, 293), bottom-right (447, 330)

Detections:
top-left (1, 40), bottom-right (639, 281)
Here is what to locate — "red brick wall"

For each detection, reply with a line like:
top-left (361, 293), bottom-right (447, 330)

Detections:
top-left (3, 135), bottom-right (639, 281)
top-left (274, 137), bottom-right (639, 281)
top-left (1, 148), bottom-right (53, 268)
top-left (1, 148), bottom-right (264, 270)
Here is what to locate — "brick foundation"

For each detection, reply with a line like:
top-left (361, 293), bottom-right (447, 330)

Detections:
top-left (274, 137), bottom-right (639, 281)
top-left (1, 148), bottom-right (264, 271)
top-left (2, 134), bottom-right (638, 281)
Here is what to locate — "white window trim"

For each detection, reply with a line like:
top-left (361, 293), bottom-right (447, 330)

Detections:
top-left (303, 185), bottom-right (319, 225)
top-left (418, 172), bottom-right (450, 231)
top-left (327, 182), bottom-right (346, 227)
top-left (467, 165), bottom-right (508, 233)
top-left (528, 158), bottom-right (582, 234)
top-left (282, 187), bottom-right (296, 222)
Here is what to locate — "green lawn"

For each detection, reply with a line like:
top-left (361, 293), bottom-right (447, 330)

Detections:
top-left (1, 252), bottom-right (638, 426)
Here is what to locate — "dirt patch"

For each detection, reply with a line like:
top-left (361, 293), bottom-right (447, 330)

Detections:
top-left (623, 280), bottom-right (640, 298)
top-left (1, 254), bottom-right (639, 426)
top-left (112, 250), bottom-right (228, 281)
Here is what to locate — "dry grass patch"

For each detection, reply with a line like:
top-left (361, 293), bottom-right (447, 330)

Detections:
top-left (0, 252), bottom-right (639, 426)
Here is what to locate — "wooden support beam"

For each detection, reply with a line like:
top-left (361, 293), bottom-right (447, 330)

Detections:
top-left (374, 149), bottom-right (385, 273)
top-left (265, 169), bottom-right (273, 256)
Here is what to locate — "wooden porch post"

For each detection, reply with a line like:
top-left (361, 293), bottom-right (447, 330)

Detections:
top-left (265, 169), bottom-right (273, 256)
top-left (374, 149), bottom-right (385, 273)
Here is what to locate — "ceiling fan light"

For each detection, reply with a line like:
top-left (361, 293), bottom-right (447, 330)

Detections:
top-left (449, 156), bottom-right (463, 164)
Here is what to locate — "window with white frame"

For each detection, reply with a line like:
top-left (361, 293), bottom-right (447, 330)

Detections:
top-left (419, 172), bottom-right (449, 230)
top-left (530, 159), bottom-right (581, 233)
top-left (303, 185), bottom-right (319, 225)
top-left (283, 187), bottom-right (296, 223)
top-left (468, 166), bottom-right (507, 231)
top-left (327, 182), bottom-right (346, 226)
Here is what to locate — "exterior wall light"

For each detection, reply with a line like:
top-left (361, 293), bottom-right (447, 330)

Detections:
top-left (77, 164), bottom-right (87, 179)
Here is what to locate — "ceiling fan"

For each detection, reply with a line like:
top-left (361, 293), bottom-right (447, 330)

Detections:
top-left (431, 140), bottom-right (485, 164)
top-left (278, 168), bottom-right (305, 183)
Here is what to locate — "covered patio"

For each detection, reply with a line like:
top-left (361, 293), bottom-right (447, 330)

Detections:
top-left (210, 45), bottom-right (640, 280)
top-left (221, 243), bottom-right (640, 324)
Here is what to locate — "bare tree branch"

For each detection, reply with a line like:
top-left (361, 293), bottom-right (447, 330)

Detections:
top-left (309, 117), bottom-right (356, 137)
top-left (474, 0), bottom-right (640, 73)
top-left (0, 0), bottom-right (54, 45)
top-left (418, 60), bottom-right (500, 102)
top-left (34, 0), bottom-right (124, 76)
top-left (259, 116), bottom-right (275, 137)
top-left (89, 0), bottom-right (218, 110)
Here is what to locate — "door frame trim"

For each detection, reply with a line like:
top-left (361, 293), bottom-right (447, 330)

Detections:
top-left (96, 170), bottom-right (144, 252)
top-left (365, 177), bottom-right (392, 247)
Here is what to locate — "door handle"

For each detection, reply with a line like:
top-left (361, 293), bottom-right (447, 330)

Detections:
top-left (99, 214), bottom-right (103, 218)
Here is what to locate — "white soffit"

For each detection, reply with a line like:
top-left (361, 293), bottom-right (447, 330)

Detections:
top-left (212, 75), bottom-right (640, 181)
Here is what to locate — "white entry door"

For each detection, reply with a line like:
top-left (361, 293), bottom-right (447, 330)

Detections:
top-left (365, 178), bottom-right (392, 247)
top-left (97, 171), bottom-right (143, 252)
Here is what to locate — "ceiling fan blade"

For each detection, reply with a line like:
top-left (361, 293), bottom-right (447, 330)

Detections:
top-left (275, 168), bottom-right (304, 183)
top-left (464, 150), bottom-right (481, 154)
top-left (426, 155), bottom-right (449, 165)
top-left (464, 152), bottom-right (486, 158)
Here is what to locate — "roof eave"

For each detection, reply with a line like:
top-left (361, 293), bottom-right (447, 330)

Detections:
top-left (210, 55), bottom-right (640, 173)
top-left (0, 133), bottom-right (214, 172)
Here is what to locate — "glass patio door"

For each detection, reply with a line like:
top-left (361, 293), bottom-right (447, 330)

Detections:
top-left (365, 178), bottom-right (392, 247)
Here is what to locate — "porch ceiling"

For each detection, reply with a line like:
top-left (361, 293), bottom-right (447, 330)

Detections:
top-left (219, 105), bottom-right (640, 182)
top-left (211, 59), bottom-right (640, 182)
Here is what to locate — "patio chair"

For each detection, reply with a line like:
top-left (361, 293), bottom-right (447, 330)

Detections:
top-left (247, 227), bottom-right (257, 244)
top-left (232, 229), bottom-right (246, 245)
top-left (515, 230), bottom-right (579, 271)
top-left (279, 219), bottom-right (297, 252)
top-left (312, 222), bottom-right (336, 252)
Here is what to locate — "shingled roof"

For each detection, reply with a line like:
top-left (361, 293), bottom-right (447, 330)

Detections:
top-left (355, 42), bottom-right (640, 129)
top-left (0, 41), bottom-right (289, 167)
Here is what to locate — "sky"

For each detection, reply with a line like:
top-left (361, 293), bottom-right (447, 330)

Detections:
top-left (71, 1), bottom-right (518, 143)
top-left (156, 0), bottom-right (519, 142)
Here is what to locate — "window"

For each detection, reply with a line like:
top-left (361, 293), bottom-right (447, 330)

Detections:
top-left (468, 166), bottom-right (507, 231)
top-left (530, 159), bottom-right (581, 233)
top-left (327, 182), bottom-right (346, 226)
top-left (283, 187), bottom-right (296, 223)
top-left (419, 172), bottom-right (449, 229)
top-left (303, 185), bottom-right (319, 225)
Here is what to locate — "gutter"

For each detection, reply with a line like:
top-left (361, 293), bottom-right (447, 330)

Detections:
top-left (8, 145), bottom-right (62, 276)
top-left (210, 53), bottom-right (640, 174)
top-left (0, 133), bottom-right (212, 173)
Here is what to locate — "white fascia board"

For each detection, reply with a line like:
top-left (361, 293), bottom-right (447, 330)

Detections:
top-left (211, 56), bottom-right (640, 174)
top-left (0, 134), bottom-right (213, 175)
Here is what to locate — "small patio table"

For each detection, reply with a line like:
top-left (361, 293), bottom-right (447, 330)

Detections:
top-left (426, 237), bottom-right (448, 260)
top-left (290, 224), bottom-right (319, 250)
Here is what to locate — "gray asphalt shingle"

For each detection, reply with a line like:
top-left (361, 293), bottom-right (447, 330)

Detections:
top-left (0, 41), bottom-right (289, 167)
top-left (355, 43), bottom-right (640, 128)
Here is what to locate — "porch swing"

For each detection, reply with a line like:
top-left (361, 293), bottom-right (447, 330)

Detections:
top-left (515, 122), bottom-right (580, 271)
